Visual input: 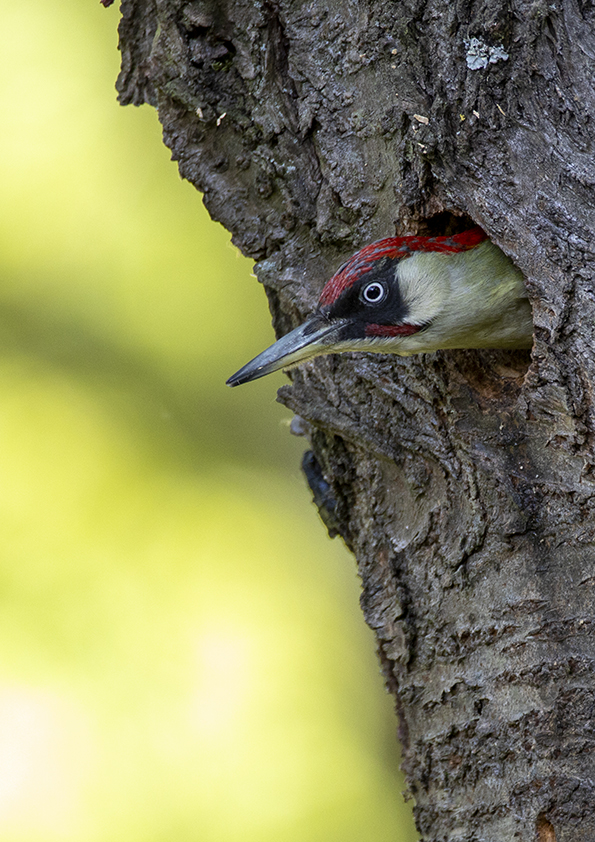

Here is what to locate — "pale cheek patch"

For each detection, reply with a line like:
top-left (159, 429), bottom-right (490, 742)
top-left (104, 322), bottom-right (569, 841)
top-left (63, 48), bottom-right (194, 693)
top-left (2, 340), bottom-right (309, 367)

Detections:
top-left (397, 253), bottom-right (448, 325)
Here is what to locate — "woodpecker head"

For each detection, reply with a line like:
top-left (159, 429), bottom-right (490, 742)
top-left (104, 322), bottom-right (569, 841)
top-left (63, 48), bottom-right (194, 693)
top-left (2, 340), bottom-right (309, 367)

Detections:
top-left (227, 227), bottom-right (532, 386)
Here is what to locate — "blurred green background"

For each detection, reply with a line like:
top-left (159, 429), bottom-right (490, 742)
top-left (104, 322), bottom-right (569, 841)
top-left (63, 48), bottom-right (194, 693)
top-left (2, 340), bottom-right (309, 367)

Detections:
top-left (0, 2), bottom-right (417, 840)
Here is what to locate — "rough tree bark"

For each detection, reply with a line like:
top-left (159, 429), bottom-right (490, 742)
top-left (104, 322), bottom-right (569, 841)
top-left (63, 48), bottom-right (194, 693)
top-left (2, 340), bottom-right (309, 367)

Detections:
top-left (115, 1), bottom-right (595, 839)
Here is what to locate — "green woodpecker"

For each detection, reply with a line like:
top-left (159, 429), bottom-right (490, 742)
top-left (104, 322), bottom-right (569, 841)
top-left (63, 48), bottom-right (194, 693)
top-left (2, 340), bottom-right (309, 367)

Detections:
top-left (227, 227), bottom-right (533, 386)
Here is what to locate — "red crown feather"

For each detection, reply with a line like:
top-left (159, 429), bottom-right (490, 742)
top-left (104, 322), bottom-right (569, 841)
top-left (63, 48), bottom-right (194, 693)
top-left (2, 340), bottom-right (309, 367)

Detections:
top-left (319, 227), bottom-right (487, 306)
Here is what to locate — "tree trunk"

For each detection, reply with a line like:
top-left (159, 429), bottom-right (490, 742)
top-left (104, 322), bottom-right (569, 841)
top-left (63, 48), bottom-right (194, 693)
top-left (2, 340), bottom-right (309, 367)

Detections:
top-left (115, 1), bottom-right (595, 838)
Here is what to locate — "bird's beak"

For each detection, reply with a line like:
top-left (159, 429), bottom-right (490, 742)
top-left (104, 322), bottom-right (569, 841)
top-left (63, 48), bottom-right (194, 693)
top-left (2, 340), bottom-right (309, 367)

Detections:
top-left (227, 314), bottom-right (344, 386)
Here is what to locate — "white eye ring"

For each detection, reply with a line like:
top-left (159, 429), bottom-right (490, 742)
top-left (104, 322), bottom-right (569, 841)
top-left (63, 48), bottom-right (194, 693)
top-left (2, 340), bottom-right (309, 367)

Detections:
top-left (361, 281), bottom-right (386, 304)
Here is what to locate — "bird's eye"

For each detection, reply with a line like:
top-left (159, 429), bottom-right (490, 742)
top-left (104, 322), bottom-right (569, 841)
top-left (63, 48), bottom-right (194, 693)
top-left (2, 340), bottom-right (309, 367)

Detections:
top-left (361, 281), bottom-right (387, 304)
